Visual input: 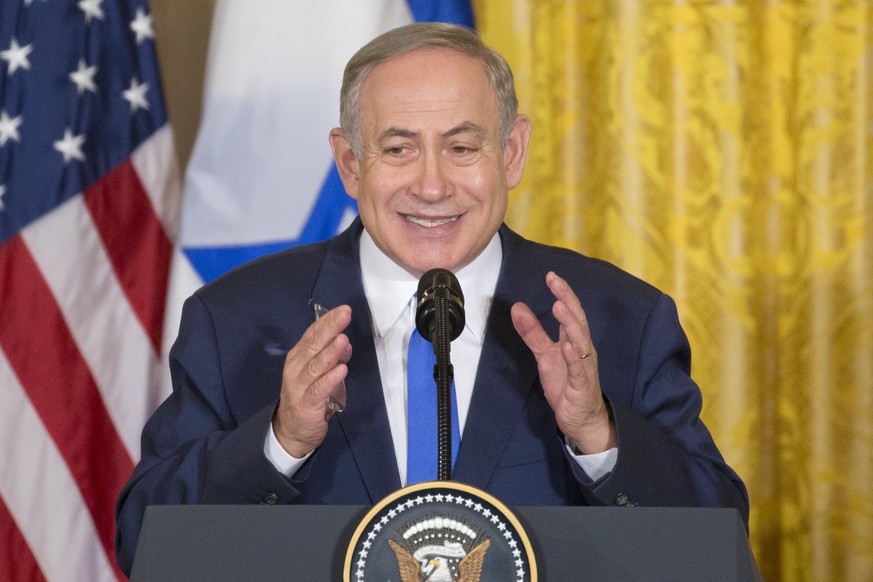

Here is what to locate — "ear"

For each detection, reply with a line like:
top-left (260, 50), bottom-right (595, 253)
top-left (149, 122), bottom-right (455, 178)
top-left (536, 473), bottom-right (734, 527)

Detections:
top-left (503, 114), bottom-right (531, 190)
top-left (329, 128), bottom-right (361, 200)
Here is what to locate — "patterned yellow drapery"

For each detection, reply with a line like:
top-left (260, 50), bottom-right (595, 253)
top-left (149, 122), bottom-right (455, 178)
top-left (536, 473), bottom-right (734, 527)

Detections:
top-left (474, 1), bottom-right (873, 580)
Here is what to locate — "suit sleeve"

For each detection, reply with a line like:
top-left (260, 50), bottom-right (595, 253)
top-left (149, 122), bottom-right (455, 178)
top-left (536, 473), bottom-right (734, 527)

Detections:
top-left (113, 294), bottom-right (304, 575)
top-left (570, 293), bottom-right (749, 526)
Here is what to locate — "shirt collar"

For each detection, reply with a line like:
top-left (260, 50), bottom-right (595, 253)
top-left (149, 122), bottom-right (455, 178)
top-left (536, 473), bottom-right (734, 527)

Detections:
top-left (359, 229), bottom-right (502, 340)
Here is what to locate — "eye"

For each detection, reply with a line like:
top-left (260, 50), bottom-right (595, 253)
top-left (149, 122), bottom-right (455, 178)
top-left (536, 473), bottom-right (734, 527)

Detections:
top-left (448, 144), bottom-right (480, 162)
top-left (385, 145), bottom-right (408, 155)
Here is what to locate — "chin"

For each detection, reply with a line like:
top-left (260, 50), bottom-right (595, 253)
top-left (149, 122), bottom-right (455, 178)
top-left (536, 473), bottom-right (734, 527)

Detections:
top-left (389, 245), bottom-right (446, 272)
top-left (392, 236), bottom-right (480, 275)
top-left (401, 257), bottom-right (458, 277)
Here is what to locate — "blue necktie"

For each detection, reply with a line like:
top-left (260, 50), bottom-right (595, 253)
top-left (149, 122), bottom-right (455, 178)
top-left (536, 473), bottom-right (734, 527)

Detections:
top-left (406, 328), bottom-right (460, 485)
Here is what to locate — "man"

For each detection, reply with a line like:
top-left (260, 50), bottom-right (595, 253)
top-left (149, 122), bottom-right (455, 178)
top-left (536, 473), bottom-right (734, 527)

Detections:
top-left (115, 22), bottom-right (748, 574)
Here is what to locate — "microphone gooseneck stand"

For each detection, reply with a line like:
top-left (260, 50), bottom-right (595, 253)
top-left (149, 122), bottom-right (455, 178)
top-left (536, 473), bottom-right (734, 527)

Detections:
top-left (431, 282), bottom-right (454, 481)
top-left (415, 268), bottom-right (465, 482)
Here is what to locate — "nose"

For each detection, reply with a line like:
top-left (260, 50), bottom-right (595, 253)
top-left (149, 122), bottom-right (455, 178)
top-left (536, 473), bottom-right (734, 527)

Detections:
top-left (411, 150), bottom-right (449, 202)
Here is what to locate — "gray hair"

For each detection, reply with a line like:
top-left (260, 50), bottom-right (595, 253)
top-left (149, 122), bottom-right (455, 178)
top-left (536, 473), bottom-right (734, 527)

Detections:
top-left (339, 22), bottom-right (518, 157)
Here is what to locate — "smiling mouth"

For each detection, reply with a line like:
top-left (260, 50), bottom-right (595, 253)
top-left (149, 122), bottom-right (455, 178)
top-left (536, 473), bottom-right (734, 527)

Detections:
top-left (403, 214), bottom-right (460, 228)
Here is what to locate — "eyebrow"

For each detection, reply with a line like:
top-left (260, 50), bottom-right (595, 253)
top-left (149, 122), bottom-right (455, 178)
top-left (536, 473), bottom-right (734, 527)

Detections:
top-left (378, 127), bottom-right (418, 142)
top-left (443, 121), bottom-right (485, 139)
top-left (377, 122), bottom-right (486, 144)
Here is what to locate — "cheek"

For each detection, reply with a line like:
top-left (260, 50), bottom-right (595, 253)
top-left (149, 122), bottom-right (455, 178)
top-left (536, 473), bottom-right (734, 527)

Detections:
top-left (353, 187), bottom-right (389, 221)
top-left (463, 169), bottom-right (506, 215)
top-left (458, 160), bottom-right (504, 192)
top-left (358, 168), bottom-right (412, 207)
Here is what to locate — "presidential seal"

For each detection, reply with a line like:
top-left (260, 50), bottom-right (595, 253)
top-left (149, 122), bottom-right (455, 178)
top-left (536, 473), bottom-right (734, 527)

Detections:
top-left (344, 481), bottom-right (537, 581)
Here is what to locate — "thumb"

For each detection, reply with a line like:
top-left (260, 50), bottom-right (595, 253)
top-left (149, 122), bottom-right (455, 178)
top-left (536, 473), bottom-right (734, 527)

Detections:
top-left (511, 302), bottom-right (553, 356)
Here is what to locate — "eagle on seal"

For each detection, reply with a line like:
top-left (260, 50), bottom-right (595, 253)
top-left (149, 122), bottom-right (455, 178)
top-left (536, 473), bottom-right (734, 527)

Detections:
top-left (388, 538), bottom-right (491, 582)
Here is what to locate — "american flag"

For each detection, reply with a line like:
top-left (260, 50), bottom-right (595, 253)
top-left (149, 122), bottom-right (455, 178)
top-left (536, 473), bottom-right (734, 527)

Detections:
top-left (0, 0), bottom-right (180, 580)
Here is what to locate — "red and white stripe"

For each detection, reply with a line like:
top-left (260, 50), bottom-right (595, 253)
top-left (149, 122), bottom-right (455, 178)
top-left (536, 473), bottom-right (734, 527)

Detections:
top-left (0, 125), bottom-right (193, 581)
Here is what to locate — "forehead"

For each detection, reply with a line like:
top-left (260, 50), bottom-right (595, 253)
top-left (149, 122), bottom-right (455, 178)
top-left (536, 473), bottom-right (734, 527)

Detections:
top-left (358, 48), bottom-right (499, 131)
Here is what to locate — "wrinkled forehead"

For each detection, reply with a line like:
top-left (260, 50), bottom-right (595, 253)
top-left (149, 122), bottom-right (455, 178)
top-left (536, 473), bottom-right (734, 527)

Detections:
top-left (358, 49), bottom-right (500, 130)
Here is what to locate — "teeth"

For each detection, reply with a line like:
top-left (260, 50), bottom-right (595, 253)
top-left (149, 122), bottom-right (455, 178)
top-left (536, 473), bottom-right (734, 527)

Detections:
top-left (405, 215), bottom-right (459, 228)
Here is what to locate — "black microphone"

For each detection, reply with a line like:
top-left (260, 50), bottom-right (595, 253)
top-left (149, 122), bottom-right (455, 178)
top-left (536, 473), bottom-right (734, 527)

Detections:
top-left (415, 268), bottom-right (465, 342)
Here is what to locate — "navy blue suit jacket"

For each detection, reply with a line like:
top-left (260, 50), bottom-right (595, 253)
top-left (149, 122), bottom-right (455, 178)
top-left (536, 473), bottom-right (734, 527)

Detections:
top-left (115, 219), bottom-right (748, 574)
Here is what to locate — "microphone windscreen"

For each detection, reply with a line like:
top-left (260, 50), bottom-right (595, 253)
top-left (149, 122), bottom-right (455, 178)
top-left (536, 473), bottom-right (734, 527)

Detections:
top-left (415, 268), bottom-right (465, 342)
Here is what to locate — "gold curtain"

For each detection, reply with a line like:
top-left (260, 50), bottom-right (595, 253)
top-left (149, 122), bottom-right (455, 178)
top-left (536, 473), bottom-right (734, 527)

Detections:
top-left (473, 1), bottom-right (873, 580)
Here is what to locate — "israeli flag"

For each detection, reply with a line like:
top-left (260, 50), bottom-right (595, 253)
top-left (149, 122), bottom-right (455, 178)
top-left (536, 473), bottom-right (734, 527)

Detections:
top-left (180, 0), bottom-right (474, 283)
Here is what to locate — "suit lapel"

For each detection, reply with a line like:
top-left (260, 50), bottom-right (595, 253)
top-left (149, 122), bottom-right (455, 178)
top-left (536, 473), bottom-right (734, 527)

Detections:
top-left (306, 222), bottom-right (557, 497)
top-left (452, 226), bottom-right (555, 489)
top-left (310, 220), bottom-right (402, 500)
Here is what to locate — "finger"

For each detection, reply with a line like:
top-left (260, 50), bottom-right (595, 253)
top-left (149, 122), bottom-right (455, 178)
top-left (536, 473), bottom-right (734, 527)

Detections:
top-left (552, 300), bottom-right (594, 363)
top-left (288, 331), bottom-right (351, 390)
top-left (287, 353), bottom-right (349, 426)
top-left (511, 302), bottom-right (555, 357)
top-left (546, 272), bottom-right (584, 314)
top-left (328, 340), bottom-right (352, 413)
top-left (546, 273), bottom-right (593, 359)
top-left (546, 273), bottom-right (587, 329)
top-left (304, 359), bottom-right (349, 407)
top-left (338, 335), bottom-right (353, 364)
top-left (560, 336), bottom-right (595, 380)
top-left (300, 305), bottom-right (352, 357)
top-left (286, 306), bottom-right (351, 373)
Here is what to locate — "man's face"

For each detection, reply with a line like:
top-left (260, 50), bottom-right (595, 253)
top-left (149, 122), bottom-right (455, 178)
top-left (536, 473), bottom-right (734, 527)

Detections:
top-left (331, 48), bottom-right (529, 276)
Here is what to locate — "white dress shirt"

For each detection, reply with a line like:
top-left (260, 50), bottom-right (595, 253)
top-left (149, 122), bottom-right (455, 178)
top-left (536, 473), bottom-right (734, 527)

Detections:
top-left (359, 230), bottom-right (501, 485)
top-left (265, 230), bottom-right (616, 483)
